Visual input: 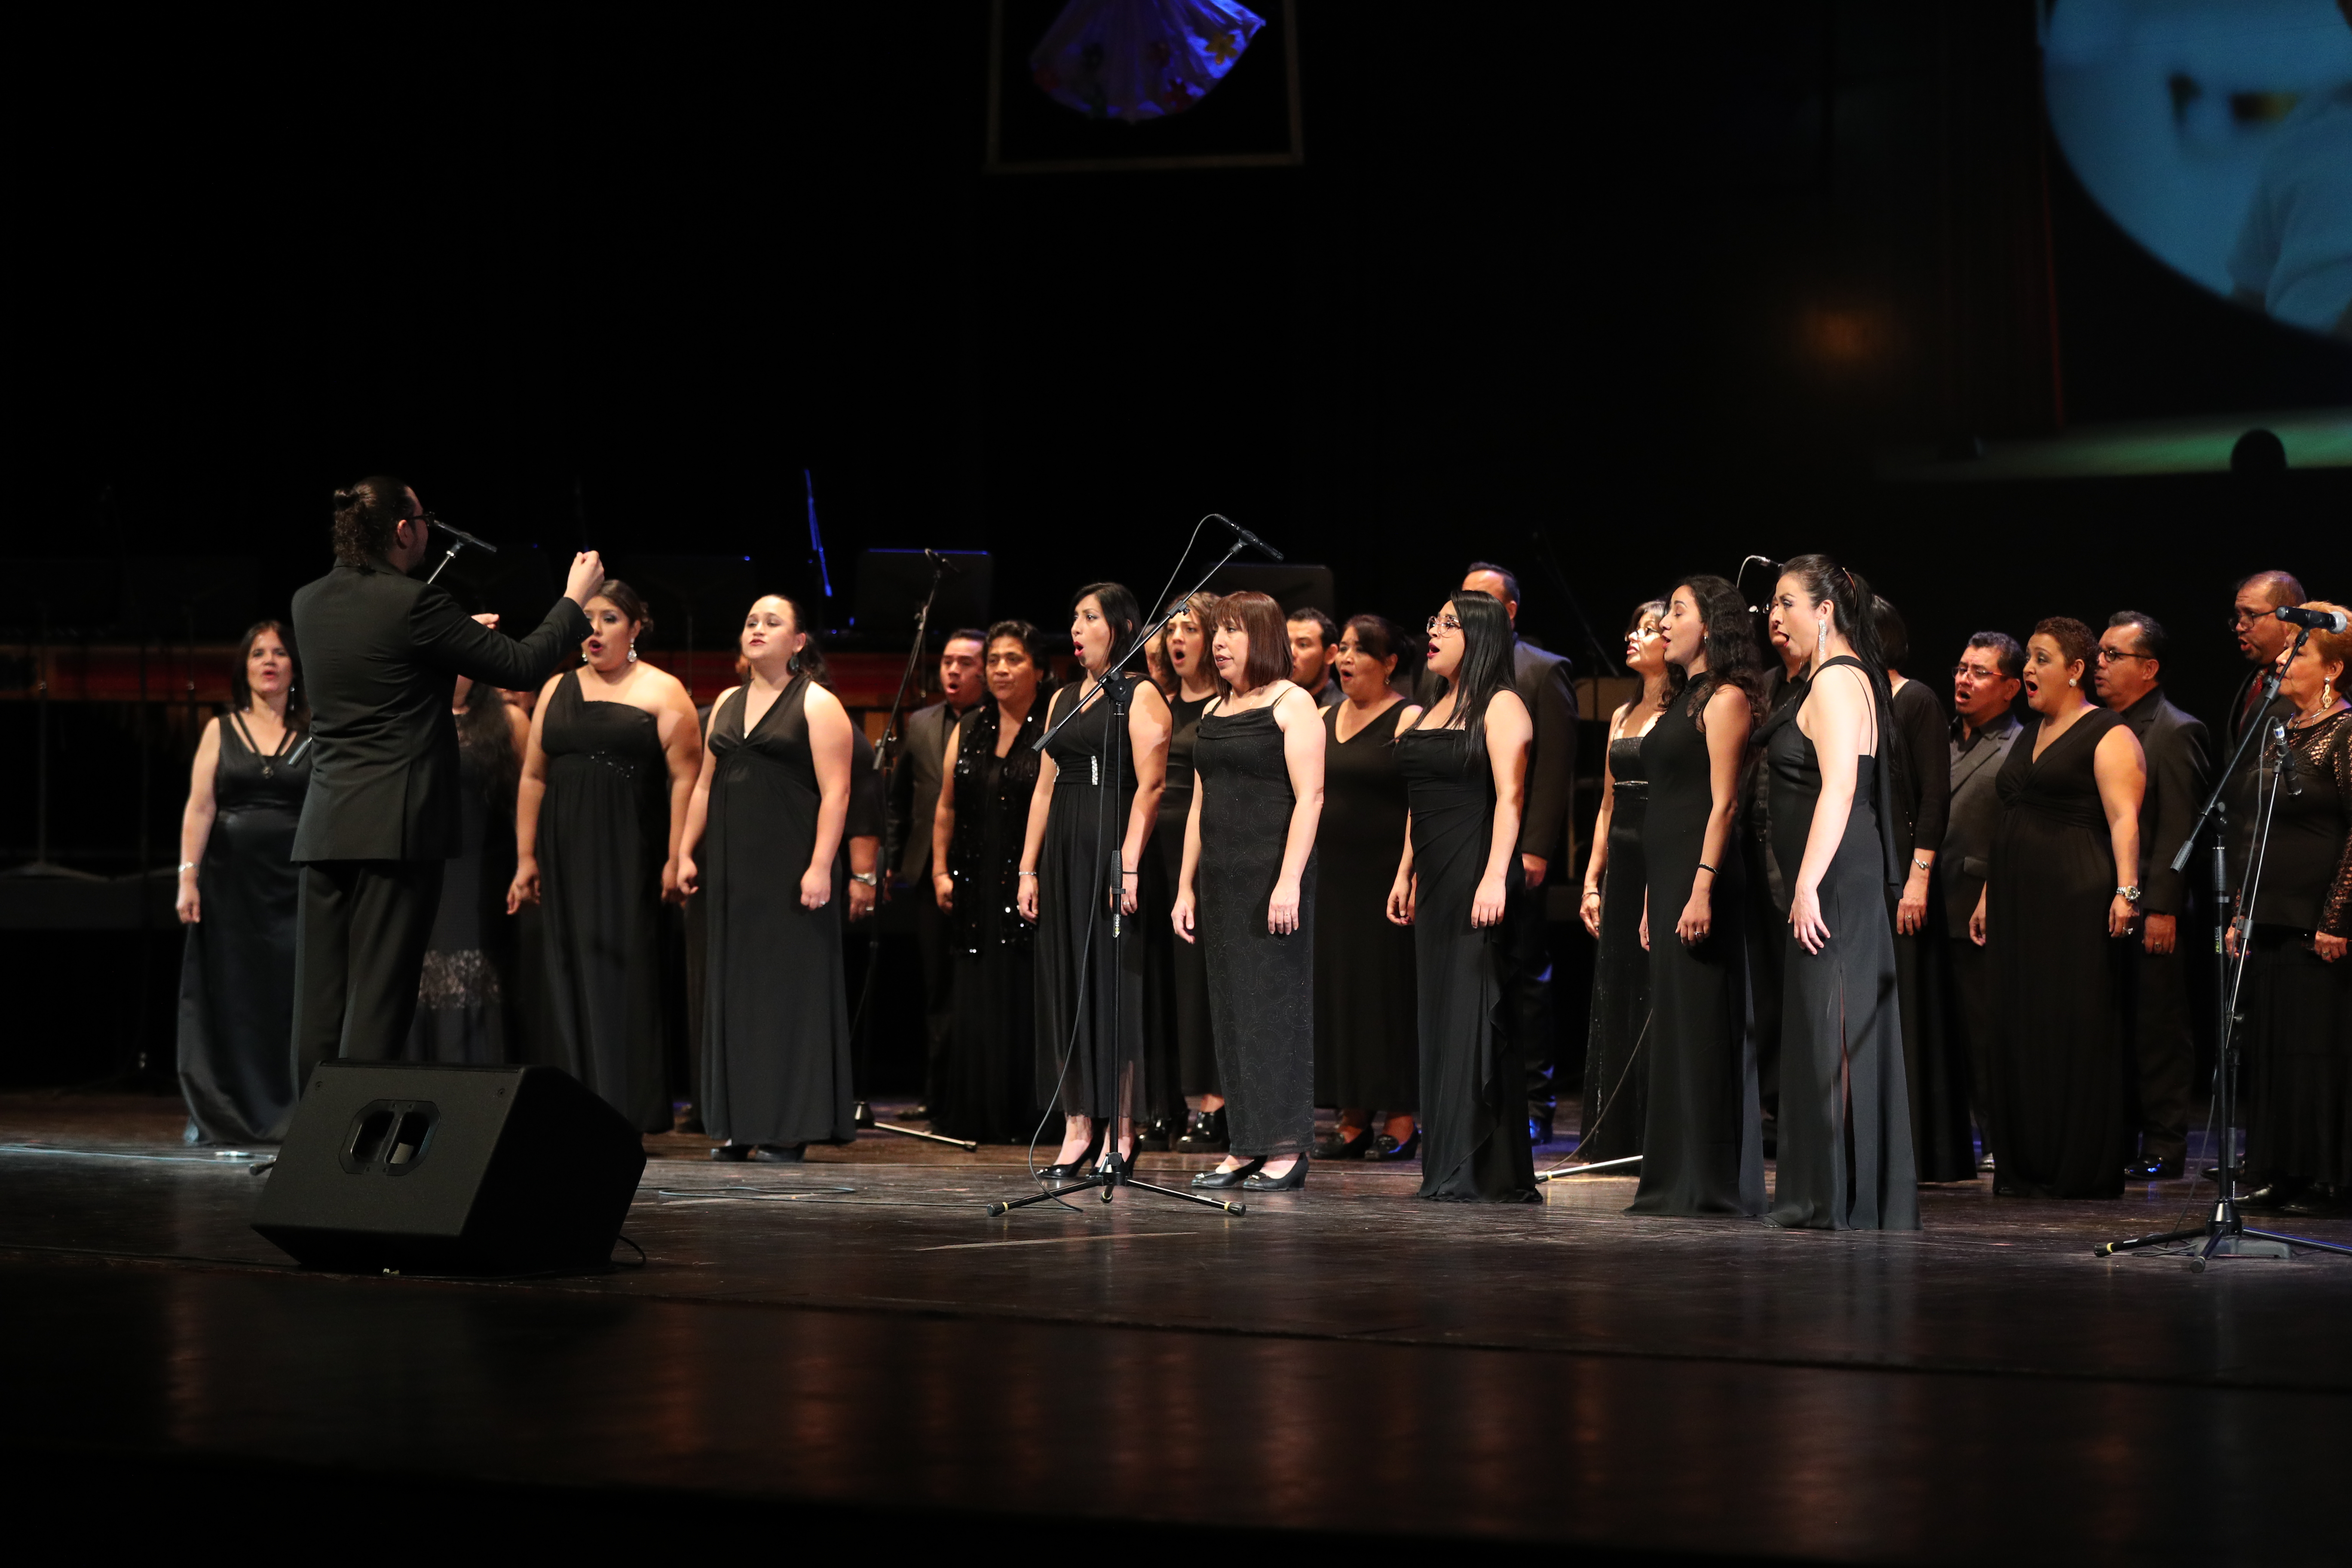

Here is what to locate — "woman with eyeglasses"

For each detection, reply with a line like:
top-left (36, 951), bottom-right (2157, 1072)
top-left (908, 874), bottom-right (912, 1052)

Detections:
top-left (1574, 600), bottom-right (1678, 1166)
top-left (2233, 606), bottom-right (2352, 1216)
top-left (1969, 616), bottom-right (2146, 1199)
top-left (1387, 590), bottom-right (1538, 1201)
top-left (1629, 576), bottom-right (1767, 1217)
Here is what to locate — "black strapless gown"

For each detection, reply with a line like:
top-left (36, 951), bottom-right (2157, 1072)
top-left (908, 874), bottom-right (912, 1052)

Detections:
top-left (177, 713), bottom-right (311, 1145)
top-left (1579, 732), bottom-right (1651, 1163)
top-left (1765, 660), bottom-right (1918, 1230)
top-left (1397, 724), bottom-right (1536, 1202)
top-left (1313, 701), bottom-right (1419, 1112)
top-left (700, 675), bottom-right (855, 1146)
top-left (1035, 676), bottom-right (1149, 1120)
top-left (538, 671), bottom-right (673, 1132)
top-left (1196, 703), bottom-right (1317, 1158)
top-left (1630, 687), bottom-right (1764, 1216)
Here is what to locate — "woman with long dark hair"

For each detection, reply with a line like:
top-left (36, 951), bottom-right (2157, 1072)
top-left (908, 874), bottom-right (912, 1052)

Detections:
top-left (1173, 591), bottom-right (1326, 1191)
top-left (1575, 600), bottom-right (1678, 1165)
top-left (406, 672), bottom-right (527, 1063)
top-left (1148, 594), bottom-right (1228, 1149)
top-left (929, 620), bottom-right (1055, 1143)
top-left (1387, 588), bottom-right (1538, 1201)
top-left (1314, 613), bottom-right (1424, 1161)
top-left (175, 621), bottom-right (312, 1145)
top-left (509, 579), bottom-right (702, 1131)
top-left (1760, 557), bottom-right (1917, 1229)
top-left (678, 595), bottom-right (858, 1159)
top-left (1017, 583), bottom-right (1171, 1179)
top-left (1969, 616), bottom-right (2146, 1199)
top-left (1630, 576), bottom-right (1766, 1217)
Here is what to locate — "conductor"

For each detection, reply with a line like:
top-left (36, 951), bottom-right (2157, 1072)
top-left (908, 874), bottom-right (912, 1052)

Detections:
top-left (289, 475), bottom-right (605, 1081)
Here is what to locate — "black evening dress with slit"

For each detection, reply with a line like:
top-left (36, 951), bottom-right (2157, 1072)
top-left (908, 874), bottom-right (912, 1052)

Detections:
top-left (1985, 706), bottom-right (2130, 1199)
top-left (1313, 701), bottom-right (1418, 1112)
top-left (537, 671), bottom-right (673, 1131)
top-left (934, 698), bottom-right (1047, 1144)
top-left (1397, 722), bottom-right (1537, 1202)
top-left (407, 735), bottom-right (515, 1066)
top-left (177, 713), bottom-right (311, 1145)
top-left (2238, 709), bottom-right (2352, 1192)
top-left (1195, 701), bottom-right (1317, 1159)
top-left (1579, 730), bottom-right (1652, 1163)
top-left (1887, 677), bottom-right (1975, 1181)
top-left (1765, 658), bottom-right (1919, 1230)
top-left (700, 675), bottom-right (855, 1147)
top-left (1153, 692), bottom-right (1218, 1096)
top-left (1630, 685), bottom-right (1765, 1216)
top-left (1035, 675), bottom-right (1149, 1120)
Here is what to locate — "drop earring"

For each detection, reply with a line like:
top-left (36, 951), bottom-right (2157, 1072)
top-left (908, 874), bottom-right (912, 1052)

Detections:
top-left (628, 640), bottom-right (638, 665)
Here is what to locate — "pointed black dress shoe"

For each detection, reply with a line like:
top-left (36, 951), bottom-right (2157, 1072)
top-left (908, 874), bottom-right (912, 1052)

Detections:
top-left (1191, 1158), bottom-right (1263, 1189)
top-left (750, 1144), bottom-right (805, 1162)
top-left (1315, 1126), bottom-right (1374, 1160)
top-left (1175, 1108), bottom-right (1229, 1154)
top-left (2124, 1155), bottom-right (2184, 1181)
top-left (710, 1143), bottom-right (751, 1162)
top-left (1137, 1118), bottom-right (1175, 1153)
top-left (1373, 1128), bottom-right (1421, 1163)
top-left (1243, 1158), bottom-right (1308, 1192)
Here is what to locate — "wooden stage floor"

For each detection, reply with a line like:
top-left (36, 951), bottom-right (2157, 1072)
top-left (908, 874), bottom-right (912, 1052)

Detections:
top-left (3, 1091), bottom-right (2347, 1563)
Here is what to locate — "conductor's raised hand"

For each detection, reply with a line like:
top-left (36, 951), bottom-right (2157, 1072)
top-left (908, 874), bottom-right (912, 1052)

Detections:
top-left (564, 550), bottom-right (606, 606)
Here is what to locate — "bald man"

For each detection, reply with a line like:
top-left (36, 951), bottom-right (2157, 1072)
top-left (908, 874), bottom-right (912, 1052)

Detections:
top-left (2220, 571), bottom-right (2306, 891)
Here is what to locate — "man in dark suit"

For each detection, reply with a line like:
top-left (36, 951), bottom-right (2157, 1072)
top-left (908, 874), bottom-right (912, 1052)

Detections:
top-left (1461, 563), bottom-right (1578, 1142)
top-left (2098, 612), bottom-right (2213, 1180)
top-left (885, 628), bottom-right (987, 1107)
top-left (290, 475), bottom-right (603, 1080)
top-left (2221, 571), bottom-right (2306, 880)
top-left (1285, 609), bottom-right (1344, 710)
top-left (1944, 631), bottom-right (2024, 1166)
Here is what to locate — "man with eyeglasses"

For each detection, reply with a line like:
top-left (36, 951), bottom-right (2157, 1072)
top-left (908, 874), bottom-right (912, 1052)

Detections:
top-left (1945, 632), bottom-right (2024, 1170)
top-left (2227, 571), bottom-right (2306, 750)
top-left (2096, 613), bottom-right (2212, 1182)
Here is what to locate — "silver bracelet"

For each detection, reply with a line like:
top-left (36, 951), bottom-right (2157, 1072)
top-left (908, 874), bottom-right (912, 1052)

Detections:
top-left (1018, 870), bottom-right (1038, 879)
top-left (178, 861), bottom-right (198, 873)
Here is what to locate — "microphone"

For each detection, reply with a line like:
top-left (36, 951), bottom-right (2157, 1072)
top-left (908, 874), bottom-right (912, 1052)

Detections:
top-left (2275, 605), bottom-right (2349, 633)
top-left (429, 517), bottom-right (500, 555)
top-left (2274, 721), bottom-right (2301, 797)
top-left (1737, 554), bottom-right (1782, 613)
top-left (924, 548), bottom-right (964, 576)
top-left (1214, 514), bottom-right (1284, 561)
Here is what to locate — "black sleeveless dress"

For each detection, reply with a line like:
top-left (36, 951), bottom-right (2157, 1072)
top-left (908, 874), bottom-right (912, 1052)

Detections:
top-left (1579, 730), bottom-right (1652, 1163)
top-left (177, 712), bottom-right (311, 1145)
top-left (1196, 701), bottom-right (1318, 1158)
top-left (1036, 675), bottom-right (1149, 1120)
top-left (1313, 701), bottom-right (1419, 1111)
top-left (407, 734), bottom-right (515, 1066)
top-left (1397, 722), bottom-right (1537, 1201)
top-left (1765, 658), bottom-right (1919, 1230)
top-left (1630, 685), bottom-right (1765, 1216)
top-left (1153, 691), bottom-right (1218, 1096)
top-left (935, 698), bottom-right (1046, 1144)
top-left (700, 675), bottom-right (855, 1147)
top-left (1985, 705), bottom-right (2130, 1199)
top-left (538, 671), bottom-right (673, 1132)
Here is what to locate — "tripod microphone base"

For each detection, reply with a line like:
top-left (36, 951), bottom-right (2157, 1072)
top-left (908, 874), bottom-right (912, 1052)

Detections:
top-left (985, 1160), bottom-right (1246, 1216)
top-left (2097, 1197), bottom-right (2352, 1267)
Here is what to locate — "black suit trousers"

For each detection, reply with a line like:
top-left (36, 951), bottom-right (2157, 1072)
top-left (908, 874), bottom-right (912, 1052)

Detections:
top-left (292, 860), bottom-right (446, 1086)
top-left (1498, 884), bottom-right (1557, 1122)
top-left (2124, 942), bottom-right (2194, 1162)
top-left (1949, 935), bottom-right (1997, 1158)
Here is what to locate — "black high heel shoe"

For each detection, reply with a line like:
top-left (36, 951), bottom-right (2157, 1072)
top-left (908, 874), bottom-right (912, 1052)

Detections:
top-left (1373, 1128), bottom-right (1421, 1163)
top-left (1038, 1127), bottom-right (1106, 1181)
top-left (1243, 1156), bottom-right (1308, 1192)
top-left (1176, 1107), bottom-right (1229, 1154)
top-left (1315, 1126), bottom-right (1374, 1160)
top-left (1191, 1157), bottom-right (1263, 1189)
top-left (1137, 1118), bottom-right (1175, 1153)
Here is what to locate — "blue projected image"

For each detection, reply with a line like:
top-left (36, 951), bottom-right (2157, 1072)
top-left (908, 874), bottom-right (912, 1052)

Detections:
top-left (2044, 0), bottom-right (2352, 340)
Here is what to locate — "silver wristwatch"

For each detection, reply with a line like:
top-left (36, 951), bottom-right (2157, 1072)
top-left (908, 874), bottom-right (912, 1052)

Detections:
top-left (2116, 885), bottom-right (2141, 903)
top-left (850, 870), bottom-right (879, 887)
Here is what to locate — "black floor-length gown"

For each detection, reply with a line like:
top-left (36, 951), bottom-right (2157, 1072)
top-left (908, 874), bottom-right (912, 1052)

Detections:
top-left (1397, 723), bottom-right (1536, 1201)
top-left (1888, 677), bottom-right (1975, 1180)
top-left (407, 742), bottom-right (514, 1065)
top-left (701, 675), bottom-right (855, 1146)
top-left (2240, 709), bottom-right (2352, 1191)
top-left (1153, 691), bottom-right (1218, 1096)
top-left (1985, 706), bottom-right (2130, 1199)
top-left (1766, 659), bottom-right (1919, 1230)
top-left (177, 713), bottom-right (310, 1145)
top-left (1196, 703), bottom-right (1317, 1158)
top-left (1631, 686), bottom-right (1765, 1216)
top-left (538, 671), bottom-right (674, 1133)
top-left (1036, 675), bottom-right (1150, 1120)
top-left (934, 698), bottom-right (1047, 1144)
top-left (1314, 701), bottom-right (1418, 1112)
top-left (1579, 731), bottom-right (1652, 1163)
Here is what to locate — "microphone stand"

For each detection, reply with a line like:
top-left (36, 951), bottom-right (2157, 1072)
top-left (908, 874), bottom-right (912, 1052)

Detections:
top-left (2099, 623), bottom-right (2349, 1266)
top-left (986, 525), bottom-right (1258, 1217)
top-left (853, 548), bottom-right (979, 1152)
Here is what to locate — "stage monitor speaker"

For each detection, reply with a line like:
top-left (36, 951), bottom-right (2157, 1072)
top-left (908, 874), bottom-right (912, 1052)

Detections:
top-left (252, 1062), bottom-right (646, 1275)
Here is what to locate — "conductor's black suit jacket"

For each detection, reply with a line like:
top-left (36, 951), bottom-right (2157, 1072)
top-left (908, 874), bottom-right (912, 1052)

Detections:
top-left (291, 563), bottom-right (590, 864)
top-left (1510, 638), bottom-right (1580, 917)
